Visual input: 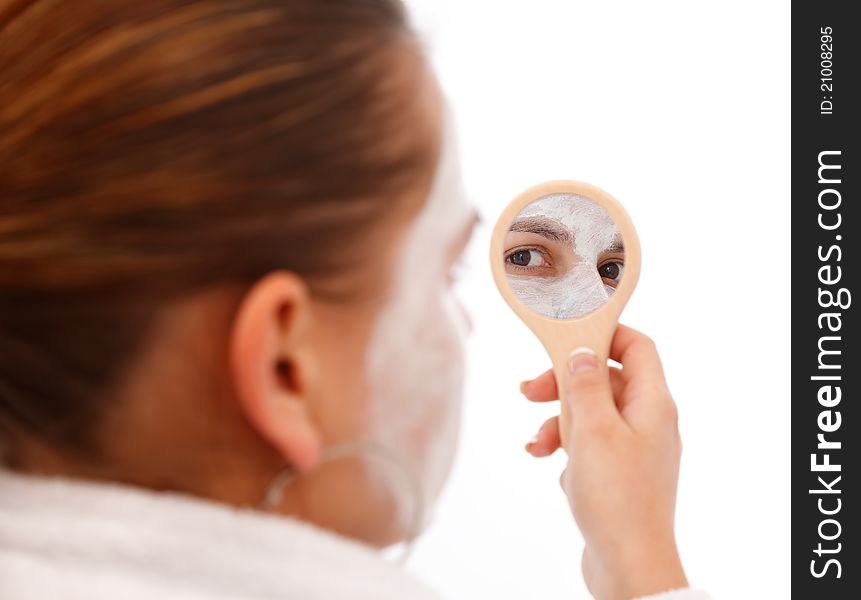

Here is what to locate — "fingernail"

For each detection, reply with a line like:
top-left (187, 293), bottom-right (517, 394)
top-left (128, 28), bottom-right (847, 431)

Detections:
top-left (527, 435), bottom-right (552, 457)
top-left (527, 434), bottom-right (553, 457)
top-left (568, 347), bottom-right (597, 375)
top-left (519, 380), bottom-right (532, 395)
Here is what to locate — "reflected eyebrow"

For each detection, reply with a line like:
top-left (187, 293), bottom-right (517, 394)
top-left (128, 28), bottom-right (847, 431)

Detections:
top-left (605, 237), bottom-right (625, 253)
top-left (509, 216), bottom-right (573, 244)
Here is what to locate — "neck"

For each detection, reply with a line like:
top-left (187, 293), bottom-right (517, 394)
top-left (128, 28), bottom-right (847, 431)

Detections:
top-left (3, 431), bottom-right (280, 511)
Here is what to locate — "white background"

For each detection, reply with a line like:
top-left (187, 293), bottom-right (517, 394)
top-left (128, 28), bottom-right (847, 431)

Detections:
top-left (400, 1), bottom-right (791, 599)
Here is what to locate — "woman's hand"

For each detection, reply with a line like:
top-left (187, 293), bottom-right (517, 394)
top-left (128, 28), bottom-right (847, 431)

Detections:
top-left (520, 324), bottom-right (689, 600)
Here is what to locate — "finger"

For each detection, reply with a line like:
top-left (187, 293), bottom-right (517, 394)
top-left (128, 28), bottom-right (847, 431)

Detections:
top-left (524, 416), bottom-right (561, 457)
top-left (523, 364), bottom-right (626, 416)
top-left (609, 324), bottom-right (675, 423)
top-left (520, 368), bottom-right (558, 402)
top-left (562, 347), bottom-right (620, 435)
top-left (609, 366), bottom-right (626, 407)
top-left (609, 324), bottom-right (668, 385)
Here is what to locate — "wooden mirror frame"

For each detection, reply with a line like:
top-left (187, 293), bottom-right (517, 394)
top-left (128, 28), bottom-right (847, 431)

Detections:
top-left (490, 180), bottom-right (641, 450)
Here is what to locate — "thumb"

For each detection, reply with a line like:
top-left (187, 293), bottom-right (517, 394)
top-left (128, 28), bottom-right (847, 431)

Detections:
top-left (563, 347), bottom-right (619, 434)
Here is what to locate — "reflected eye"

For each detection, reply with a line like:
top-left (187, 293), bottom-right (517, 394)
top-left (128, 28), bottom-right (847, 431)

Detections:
top-left (507, 248), bottom-right (549, 268)
top-left (598, 260), bottom-right (624, 285)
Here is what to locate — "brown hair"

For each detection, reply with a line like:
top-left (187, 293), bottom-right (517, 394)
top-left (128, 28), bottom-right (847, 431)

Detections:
top-left (0, 0), bottom-right (435, 451)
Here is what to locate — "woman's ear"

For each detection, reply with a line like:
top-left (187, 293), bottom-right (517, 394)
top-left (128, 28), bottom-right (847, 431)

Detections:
top-left (229, 271), bottom-right (323, 473)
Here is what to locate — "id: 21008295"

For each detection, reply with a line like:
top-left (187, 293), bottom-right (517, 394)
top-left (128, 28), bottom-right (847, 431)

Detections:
top-left (820, 26), bottom-right (834, 115)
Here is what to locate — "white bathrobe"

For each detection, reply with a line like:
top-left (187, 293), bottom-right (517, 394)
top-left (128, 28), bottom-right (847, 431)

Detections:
top-left (0, 469), bottom-right (710, 599)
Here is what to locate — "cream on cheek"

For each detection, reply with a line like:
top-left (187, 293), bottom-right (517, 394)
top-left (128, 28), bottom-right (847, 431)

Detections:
top-left (509, 194), bottom-right (620, 319)
top-left (363, 107), bottom-right (472, 531)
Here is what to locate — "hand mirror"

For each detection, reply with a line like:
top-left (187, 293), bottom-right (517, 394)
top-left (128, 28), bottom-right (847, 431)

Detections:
top-left (490, 181), bottom-right (641, 450)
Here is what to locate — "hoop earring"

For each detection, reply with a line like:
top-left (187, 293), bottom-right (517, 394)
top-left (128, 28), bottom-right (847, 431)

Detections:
top-left (259, 440), bottom-right (425, 566)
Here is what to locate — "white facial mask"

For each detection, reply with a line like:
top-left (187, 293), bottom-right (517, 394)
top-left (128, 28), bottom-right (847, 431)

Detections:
top-left (507, 193), bottom-right (621, 319)
top-left (363, 104), bottom-right (472, 534)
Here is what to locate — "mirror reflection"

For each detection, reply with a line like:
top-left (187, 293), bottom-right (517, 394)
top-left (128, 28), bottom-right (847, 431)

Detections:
top-left (503, 192), bottom-right (624, 319)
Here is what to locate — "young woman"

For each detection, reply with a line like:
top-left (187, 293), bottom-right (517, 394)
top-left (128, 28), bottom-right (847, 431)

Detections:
top-left (0, 1), bottom-right (709, 598)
